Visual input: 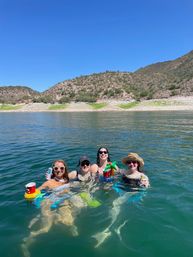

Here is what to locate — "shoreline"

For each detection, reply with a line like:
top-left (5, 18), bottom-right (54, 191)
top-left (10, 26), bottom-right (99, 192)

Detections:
top-left (1, 96), bottom-right (193, 112)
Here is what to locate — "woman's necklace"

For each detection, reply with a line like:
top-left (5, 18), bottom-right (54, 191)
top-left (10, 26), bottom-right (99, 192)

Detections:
top-left (54, 177), bottom-right (65, 182)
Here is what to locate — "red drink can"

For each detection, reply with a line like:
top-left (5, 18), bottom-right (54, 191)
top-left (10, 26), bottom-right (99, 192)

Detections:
top-left (25, 182), bottom-right (36, 194)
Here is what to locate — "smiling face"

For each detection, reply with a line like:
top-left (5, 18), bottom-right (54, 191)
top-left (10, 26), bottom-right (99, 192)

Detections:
top-left (80, 160), bottom-right (91, 174)
top-left (53, 161), bottom-right (66, 179)
top-left (98, 148), bottom-right (108, 161)
top-left (126, 160), bottom-right (139, 173)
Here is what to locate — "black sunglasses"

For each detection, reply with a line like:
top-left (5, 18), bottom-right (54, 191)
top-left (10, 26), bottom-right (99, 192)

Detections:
top-left (81, 160), bottom-right (90, 166)
top-left (99, 151), bottom-right (108, 154)
top-left (126, 160), bottom-right (137, 165)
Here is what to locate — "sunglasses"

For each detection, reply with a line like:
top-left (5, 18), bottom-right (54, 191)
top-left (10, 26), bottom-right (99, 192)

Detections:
top-left (81, 161), bottom-right (90, 167)
top-left (53, 166), bottom-right (65, 172)
top-left (126, 160), bottom-right (138, 165)
top-left (99, 151), bottom-right (108, 154)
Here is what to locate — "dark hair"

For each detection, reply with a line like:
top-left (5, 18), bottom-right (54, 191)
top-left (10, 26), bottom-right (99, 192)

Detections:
top-left (97, 147), bottom-right (111, 165)
top-left (51, 160), bottom-right (69, 182)
top-left (136, 162), bottom-right (141, 172)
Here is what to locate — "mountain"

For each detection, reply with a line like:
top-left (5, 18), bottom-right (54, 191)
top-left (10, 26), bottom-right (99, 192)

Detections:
top-left (135, 50), bottom-right (193, 98)
top-left (1, 50), bottom-right (193, 103)
top-left (39, 50), bottom-right (193, 102)
top-left (39, 71), bottom-right (134, 103)
top-left (0, 86), bottom-right (39, 104)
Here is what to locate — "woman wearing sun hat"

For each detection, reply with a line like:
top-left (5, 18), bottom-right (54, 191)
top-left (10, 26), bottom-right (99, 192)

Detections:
top-left (121, 152), bottom-right (150, 188)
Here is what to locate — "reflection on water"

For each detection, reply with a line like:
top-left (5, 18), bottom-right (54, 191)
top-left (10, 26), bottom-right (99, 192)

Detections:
top-left (1, 111), bottom-right (193, 257)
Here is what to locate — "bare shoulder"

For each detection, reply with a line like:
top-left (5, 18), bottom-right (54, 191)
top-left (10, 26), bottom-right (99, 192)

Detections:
top-left (141, 173), bottom-right (149, 179)
top-left (90, 164), bottom-right (98, 173)
top-left (68, 170), bottom-right (77, 179)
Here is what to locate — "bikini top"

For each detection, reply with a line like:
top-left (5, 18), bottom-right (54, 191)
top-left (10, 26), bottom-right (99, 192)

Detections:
top-left (122, 172), bottom-right (148, 188)
top-left (97, 162), bottom-right (111, 175)
top-left (122, 175), bottom-right (142, 187)
top-left (76, 171), bottom-right (92, 182)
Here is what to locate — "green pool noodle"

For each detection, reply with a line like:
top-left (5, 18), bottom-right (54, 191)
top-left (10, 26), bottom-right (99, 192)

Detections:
top-left (79, 192), bottom-right (101, 208)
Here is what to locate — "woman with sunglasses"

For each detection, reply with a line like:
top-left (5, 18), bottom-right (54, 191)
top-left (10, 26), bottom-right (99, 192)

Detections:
top-left (121, 152), bottom-right (149, 188)
top-left (68, 155), bottom-right (93, 182)
top-left (91, 147), bottom-right (118, 176)
top-left (38, 160), bottom-right (70, 191)
top-left (23, 160), bottom-right (79, 252)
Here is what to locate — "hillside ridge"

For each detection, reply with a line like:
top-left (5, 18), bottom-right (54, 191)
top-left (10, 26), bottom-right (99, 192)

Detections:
top-left (1, 50), bottom-right (193, 103)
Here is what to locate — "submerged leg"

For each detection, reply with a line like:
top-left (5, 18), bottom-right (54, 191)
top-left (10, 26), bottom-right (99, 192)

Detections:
top-left (57, 200), bottom-right (80, 236)
top-left (114, 220), bottom-right (128, 242)
top-left (28, 214), bottom-right (40, 229)
top-left (21, 200), bottom-right (55, 257)
top-left (92, 192), bottom-right (130, 248)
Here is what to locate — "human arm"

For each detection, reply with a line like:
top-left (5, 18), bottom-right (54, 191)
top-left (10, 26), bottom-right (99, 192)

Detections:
top-left (115, 167), bottom-right (125, 174)
top-left (90, 164), bottom-right (98, 174)
top-left (68, 170), bottom-right (78, 180)
top-left (37, 180), bottom-right (51, 191)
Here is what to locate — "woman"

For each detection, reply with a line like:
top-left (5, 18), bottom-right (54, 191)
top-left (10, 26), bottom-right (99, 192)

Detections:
top-left (91, 147), bottom-right (112, 175)
top-left (38, 160), bottom-right (70, 191)
top-left (120, 152), bottom-right (149, 188)
top-left (68, 155), bottom-right (93, 182)
top-left (22, 160), bottom-right (78, 257)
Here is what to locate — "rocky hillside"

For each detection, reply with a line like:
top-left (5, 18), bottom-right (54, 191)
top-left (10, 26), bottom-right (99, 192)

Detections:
top-left (38, 50), bottom-right (193, 103)
top-left (1, 50), bottom-right (193, 103)
top-left (135, 50), bottom-right (193, 98)
top-left (39, 71), bottom-right (134, 103)
top-left (0, 86), bottom-right (39, 104)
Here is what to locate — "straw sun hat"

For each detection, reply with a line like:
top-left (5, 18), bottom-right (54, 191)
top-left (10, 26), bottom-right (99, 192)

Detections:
top-left (122, 152), bottom-right (144, 167)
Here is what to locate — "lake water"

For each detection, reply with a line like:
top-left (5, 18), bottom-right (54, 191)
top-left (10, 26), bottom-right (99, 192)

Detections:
top-left (1, 111), bottom-right (193, 257)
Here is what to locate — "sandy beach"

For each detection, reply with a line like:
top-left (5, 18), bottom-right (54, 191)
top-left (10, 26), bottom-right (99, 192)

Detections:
top-left (1, 96), bottom-right (193, 112)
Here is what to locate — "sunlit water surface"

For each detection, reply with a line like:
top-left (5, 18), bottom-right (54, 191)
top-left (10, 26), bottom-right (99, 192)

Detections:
top-left (1, 112), bottom-right (193, 257)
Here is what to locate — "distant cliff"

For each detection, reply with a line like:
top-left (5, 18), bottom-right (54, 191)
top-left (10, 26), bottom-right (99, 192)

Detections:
top-left (1, 50), bottom-right (193, 103)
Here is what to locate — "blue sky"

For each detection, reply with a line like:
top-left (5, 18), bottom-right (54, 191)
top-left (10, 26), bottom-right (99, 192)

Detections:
top-left (1, 0), bottom-right (193, 92)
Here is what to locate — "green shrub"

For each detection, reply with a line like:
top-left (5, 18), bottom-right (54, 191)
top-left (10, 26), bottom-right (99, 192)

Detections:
top-left (139, 90), bottom-right (149, 98)
top-left (33, 95), bottom-right (54, 104)
top-left (106, 89), bottom-right (115, 97)
top-left (75, 93), bottom-right (97, 102)
top-left (114, 88), bottom-right (122, 95)
top-left (58, 96), bottom-right (71, 103)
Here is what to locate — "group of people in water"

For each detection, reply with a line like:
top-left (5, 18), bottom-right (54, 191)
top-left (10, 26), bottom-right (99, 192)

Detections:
top-left (22, 147), bottom-right (150, 257)
top-left (38, 147), bottom-right (150, 191)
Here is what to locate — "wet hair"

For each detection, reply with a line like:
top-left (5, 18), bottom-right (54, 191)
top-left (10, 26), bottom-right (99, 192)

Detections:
top-left (51, 159), bottom-right (69, 182)
top-left (97, 147), bottom-right (111, 165)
